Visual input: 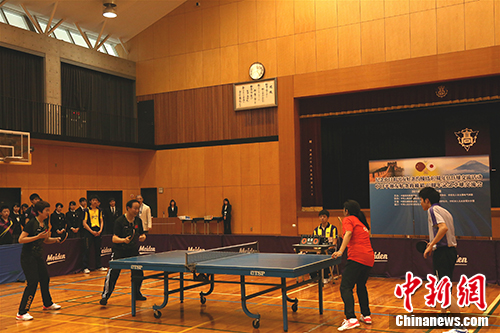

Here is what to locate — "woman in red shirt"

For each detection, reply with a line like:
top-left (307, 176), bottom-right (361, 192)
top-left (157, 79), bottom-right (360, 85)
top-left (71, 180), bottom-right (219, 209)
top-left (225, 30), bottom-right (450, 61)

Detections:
top-left (332, 200), bottom-right (374, 331)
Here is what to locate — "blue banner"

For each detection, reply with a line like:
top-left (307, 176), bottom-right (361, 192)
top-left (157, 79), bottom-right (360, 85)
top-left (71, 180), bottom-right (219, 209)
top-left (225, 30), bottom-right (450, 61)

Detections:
top-left (369, 155), bottom-right (491, 236)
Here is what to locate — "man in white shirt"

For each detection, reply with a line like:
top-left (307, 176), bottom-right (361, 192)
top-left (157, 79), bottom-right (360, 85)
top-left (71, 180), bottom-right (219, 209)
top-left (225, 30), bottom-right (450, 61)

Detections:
top-left (136, 195), bottom-right (152, 233)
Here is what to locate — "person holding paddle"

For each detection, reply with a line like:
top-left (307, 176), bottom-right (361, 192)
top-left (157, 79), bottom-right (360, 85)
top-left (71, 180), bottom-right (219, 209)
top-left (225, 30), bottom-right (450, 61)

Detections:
top-left (419, 187), bottom-right (466, 333)
top-left (332, 200), bottom-right (374, 331)
top-left (99, 199), bottom-right (147, 306)
top-left (16, 201), bottom-right (62, 321)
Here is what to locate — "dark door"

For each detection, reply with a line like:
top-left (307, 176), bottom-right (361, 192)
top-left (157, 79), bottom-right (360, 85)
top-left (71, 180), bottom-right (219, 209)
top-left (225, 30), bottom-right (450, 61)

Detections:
top-left (0, 188), bottom-right (21, 210)
top-left (137, 100), bottom-right (155, 145)
top-left (140, 188), bottom-right (157, 218)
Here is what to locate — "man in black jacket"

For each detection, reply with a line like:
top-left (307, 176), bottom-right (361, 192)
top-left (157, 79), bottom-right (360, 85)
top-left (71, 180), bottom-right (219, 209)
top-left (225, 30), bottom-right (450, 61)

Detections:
top-left (100, 199), bottom-right (146, 305)
top-left (66, 201), bottom-right (80, 238)
top-left (105, 198), bottom-right (120, 235)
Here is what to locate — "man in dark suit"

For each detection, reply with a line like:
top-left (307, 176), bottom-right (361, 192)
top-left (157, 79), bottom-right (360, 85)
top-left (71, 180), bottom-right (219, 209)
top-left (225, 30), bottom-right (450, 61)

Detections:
top-left (105, 198), bottom-right (121, 235)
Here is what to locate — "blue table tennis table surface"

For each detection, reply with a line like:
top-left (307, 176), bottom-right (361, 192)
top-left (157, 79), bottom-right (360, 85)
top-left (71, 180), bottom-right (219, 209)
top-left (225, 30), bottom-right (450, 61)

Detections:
top-left (110, 250), bottom-right (338, 278)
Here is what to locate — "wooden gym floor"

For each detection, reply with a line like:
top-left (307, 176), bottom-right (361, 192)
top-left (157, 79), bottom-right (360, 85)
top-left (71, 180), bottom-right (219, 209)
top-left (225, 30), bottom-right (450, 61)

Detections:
top-left (1, 270), bottom-right (499, 333)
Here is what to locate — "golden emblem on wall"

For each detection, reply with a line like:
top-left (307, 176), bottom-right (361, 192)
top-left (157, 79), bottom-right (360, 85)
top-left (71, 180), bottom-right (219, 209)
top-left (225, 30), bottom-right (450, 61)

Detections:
top-left (435, 85), bottom-right (448, 98)
top-left (455, 128), bottom-right (479, 151)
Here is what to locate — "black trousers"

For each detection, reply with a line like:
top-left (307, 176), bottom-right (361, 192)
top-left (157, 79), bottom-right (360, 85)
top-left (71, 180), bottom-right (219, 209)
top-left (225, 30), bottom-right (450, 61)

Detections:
top-left (340, 260), bottom-right (372, 319)
top-left (18, 255), bottom-right (53, 315)
top-left (433, 246), bottom-right (457, 280)
top-left (83, 230), bottom-right (102, 270)
top-left (223, 217), bottom-right (231, 234)
top-left (101, 250), bottom-right (144, 300)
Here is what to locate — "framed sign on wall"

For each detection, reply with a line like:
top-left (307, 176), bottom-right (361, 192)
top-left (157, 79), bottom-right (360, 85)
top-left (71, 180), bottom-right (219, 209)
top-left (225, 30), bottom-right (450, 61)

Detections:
top-left (233, 78), bottom-right (277, 111)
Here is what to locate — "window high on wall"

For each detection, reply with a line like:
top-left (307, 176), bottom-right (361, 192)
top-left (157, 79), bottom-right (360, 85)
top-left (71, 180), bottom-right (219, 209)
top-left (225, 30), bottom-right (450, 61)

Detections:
top-left (0, 7), bottom-right (119, 57)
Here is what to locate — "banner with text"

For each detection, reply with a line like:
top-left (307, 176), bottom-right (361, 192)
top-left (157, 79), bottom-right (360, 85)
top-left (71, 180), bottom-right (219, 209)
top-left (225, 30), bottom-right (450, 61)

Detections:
top-left (369, 155), bottom-right (491, 236)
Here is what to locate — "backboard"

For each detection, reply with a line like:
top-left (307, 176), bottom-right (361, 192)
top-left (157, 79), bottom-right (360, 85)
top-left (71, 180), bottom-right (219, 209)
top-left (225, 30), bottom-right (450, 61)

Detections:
top-left (0, 130), bottom-right (31, 165)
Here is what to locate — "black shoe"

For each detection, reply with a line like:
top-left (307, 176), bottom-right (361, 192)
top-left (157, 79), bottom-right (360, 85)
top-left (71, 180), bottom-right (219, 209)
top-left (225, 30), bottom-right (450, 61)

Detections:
top-left (99, 298), bottom-right (108, 305)
top-left (136, 294), bottom-right (147, 301)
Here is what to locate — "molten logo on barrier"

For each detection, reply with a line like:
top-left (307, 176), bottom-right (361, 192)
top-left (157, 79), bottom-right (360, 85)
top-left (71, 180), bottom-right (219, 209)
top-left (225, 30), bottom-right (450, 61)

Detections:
top-left (374, 251), bottom-right (388, 262)
top-left (101, 247), bottom-right (112, 257)
top-left (46, 253), bottom-right (66, 265)
top-left (139, 245), bottom-right (156, 255)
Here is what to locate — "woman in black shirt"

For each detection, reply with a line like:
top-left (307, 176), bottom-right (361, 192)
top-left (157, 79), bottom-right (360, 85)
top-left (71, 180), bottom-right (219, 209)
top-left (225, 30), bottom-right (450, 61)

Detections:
top-left (16, 201), bottom-right (62, 321)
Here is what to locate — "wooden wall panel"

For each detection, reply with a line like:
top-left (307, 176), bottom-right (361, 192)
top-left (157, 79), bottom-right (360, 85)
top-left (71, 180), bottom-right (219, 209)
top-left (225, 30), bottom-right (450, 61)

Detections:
top-left (316, 28), bottom-right (338, 72)
top-left (204, 146), bottom-right (223, 187)
top-left (1, 141), bottom-right (144, 214)
top-left (170, 149), bottom-right (188, 188)
top-left (361, 19), bottom-right (385, 65)
top-left (338, 24), bottom-right (361, 68)
top-left (205, 186), bottom-right (223, 216)
top-left (241, 185), bottom-right (261, 233)
top-left (276, 0), bottom-right (295, 37)
top-left (464, 0), bottom-right (494, 50)
top-left (202, 6), bottom-right (220, 50)
top-left (188, 187), bottom-right (206, 217)
top-left (187, 148), bottom-right (205, 188)
top-left (337, 0), bottom-right (360, 26)
top-left (222, 145), bottom-right (241, 186)
top-left (139, 83), bottom-right (277, 146)
top-left (256, 1), bottom-right (277, 40)
top-left (295, 0), bottom-right (316, 34)
top-left (240, 143), bottom-right (260, 186)
top-left (410, 10), bottom-right (437, 58)
top-left (237, 1), bottom-right (257, 44)
top-left (260, 184), bottom-right (281, 234)
top-left (295, 32), bottom-right (317, 74)
top-left (316, 0), bottom-right (337, 30)
top-left (437, 4), bottom-right (465, 54)
top-left (385, 15), bottom-right (411, 62)
top-left (360, 0), bottom-right (384, 22)
top-left (171, 187), bottom-right (189, 216)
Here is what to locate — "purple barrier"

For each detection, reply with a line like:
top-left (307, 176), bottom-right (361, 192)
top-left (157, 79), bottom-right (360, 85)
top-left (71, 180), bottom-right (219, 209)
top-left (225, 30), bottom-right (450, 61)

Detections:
top-left (222, 235), bottom-right (301, 253)
top-left (371, 238), bottom-right (412, 278)
top-left (453, 240), bottom-right (496, 284)
top-left (0, 244), bottom-right (25, 284)
top-left (43, 238), bottom-right (84, 277)
top-left (168, 235), bottom-right (223, 251)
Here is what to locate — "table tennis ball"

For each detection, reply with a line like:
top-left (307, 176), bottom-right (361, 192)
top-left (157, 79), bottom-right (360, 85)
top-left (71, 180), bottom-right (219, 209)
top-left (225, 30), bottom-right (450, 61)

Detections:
top-left (292, 224), bottom-right (296, 227)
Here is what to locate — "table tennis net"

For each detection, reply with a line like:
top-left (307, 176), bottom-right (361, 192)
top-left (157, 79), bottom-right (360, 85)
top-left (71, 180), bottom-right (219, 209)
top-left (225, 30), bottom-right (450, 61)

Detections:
top-left (185, 241), bottom-right (259, 267)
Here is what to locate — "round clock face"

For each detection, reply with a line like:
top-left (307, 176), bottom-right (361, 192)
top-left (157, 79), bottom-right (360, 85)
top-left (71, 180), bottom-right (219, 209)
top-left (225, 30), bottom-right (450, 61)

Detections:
top-left (249, 62), bottom-right (265, 80)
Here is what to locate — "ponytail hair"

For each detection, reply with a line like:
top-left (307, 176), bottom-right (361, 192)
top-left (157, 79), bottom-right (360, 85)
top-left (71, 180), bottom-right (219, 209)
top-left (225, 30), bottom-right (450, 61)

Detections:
top-left (343, 200), bottom-right (370, 230)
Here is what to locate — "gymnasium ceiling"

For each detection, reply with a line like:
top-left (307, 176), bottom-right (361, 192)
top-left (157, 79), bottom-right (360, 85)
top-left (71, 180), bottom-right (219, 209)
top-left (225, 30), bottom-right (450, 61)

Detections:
top-left (3, 0), bottom-right (186, 42)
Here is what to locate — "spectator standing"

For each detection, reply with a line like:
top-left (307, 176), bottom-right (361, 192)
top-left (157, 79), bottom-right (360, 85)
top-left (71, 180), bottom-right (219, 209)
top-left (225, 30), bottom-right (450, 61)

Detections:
top-left (82, 196), bottom-right (105, 273)
top-left (222, 198), bottom-right (232, 234)
top-left (105, 198), bottom-right (120, 235)
top-left (11, 203), bottom-right (22, 243)
top-left (137, 195), bottom-right (152, 233)
top-left (168, 199), bottom-right (178, 217)
top-left (0, 205), bottom-right (13, 245)
top-left (66, 201), bottom-right (80, 238)
top-left (49, 203), bottom-right (67, 238)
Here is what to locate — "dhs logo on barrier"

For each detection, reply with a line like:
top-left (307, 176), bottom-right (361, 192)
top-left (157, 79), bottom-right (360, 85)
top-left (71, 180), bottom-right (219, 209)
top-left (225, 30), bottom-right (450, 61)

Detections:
top-left (139, 245), bottom-right (156, 255)
top-left (101, 247), bottom-right (112, 257)
top-left (374, 251), bottom-right (389, 263)
top-left (47, 253), bottom-right (66, 265)
top-left (456, 256), bottom-right (468, 266)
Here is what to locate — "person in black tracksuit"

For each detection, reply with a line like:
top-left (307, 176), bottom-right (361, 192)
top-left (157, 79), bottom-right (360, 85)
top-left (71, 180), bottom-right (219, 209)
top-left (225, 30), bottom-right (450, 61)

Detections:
top-left (16, 201), bottom-right (62, 321)
top-left (221, 198), bottom-right (232, 234)
top-left (100, 199), bottom-right (147, 305)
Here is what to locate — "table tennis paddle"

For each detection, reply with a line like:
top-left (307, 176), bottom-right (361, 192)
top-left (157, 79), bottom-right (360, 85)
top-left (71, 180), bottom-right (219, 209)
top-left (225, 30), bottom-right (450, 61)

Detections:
top-left (416, 240), bottom-right (428, 254)
top-left (59, 230), bottom-right (68, 243)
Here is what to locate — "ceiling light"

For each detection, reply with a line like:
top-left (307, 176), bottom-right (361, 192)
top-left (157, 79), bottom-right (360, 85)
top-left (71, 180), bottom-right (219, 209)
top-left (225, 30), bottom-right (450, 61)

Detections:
top-left (103, 1), bottom-right (117, 19)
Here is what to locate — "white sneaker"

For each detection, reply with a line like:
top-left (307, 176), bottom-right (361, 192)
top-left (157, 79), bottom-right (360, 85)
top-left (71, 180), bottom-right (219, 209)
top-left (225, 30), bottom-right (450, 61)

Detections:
top-left (444, 329), bottom-right (468, 333)
top-left (98, 267), bottom-right (107, 271)
top-left (83, 268), bottom-right (90, 274)
top-left (338, 318), bottom-right (360, 331)
top-left (16, 313), bottom-right (33, 321)
top-left (360, 315), bottom-right (372, 324)
top-left (43, 303), bottom-right (61, 310)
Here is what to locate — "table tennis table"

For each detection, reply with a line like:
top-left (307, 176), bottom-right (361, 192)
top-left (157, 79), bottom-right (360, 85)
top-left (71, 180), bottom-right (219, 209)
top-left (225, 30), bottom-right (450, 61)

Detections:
top-left (110, 242), bottom-right (340, 331)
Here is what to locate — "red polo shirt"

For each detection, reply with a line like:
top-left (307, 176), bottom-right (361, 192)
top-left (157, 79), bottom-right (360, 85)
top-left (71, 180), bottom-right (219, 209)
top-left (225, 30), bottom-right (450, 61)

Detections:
top-left (342, 215), bottom-right (374, 267)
